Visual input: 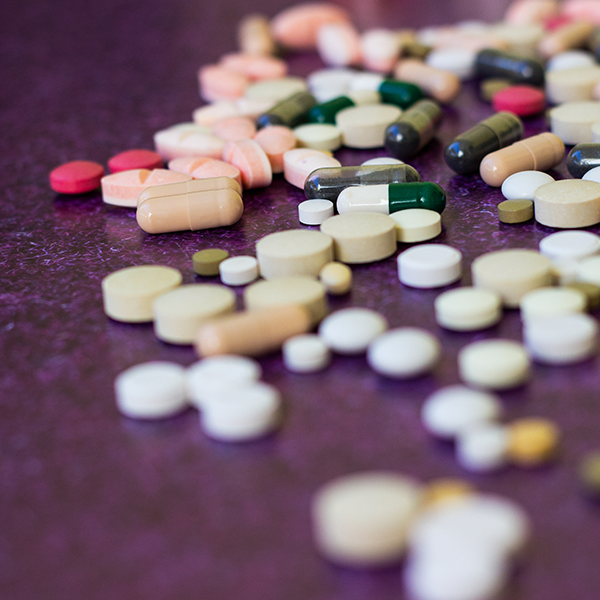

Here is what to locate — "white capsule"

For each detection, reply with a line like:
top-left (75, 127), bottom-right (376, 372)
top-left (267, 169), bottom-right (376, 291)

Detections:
top-left (337, 183), bottom-right (390, 214)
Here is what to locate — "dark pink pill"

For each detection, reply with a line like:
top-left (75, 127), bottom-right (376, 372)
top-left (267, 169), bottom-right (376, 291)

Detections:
top-left (108, 149), bottom-right (163, 173)
top-left (492, 85), bottom-right (546, 117)
top-left (49, 160), bottom-right (105, 194)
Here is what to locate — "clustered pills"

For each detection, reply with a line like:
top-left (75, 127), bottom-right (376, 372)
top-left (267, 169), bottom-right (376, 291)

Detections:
top-left (48, 0), bottom-right (600, 598)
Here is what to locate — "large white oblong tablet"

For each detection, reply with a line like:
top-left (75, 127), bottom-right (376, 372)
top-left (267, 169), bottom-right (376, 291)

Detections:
top-left (367, 328), bottom-right (441, 378)
top-left (398, 244), bottom-right (462, 288)
top-left (335, 104), bottom-right (402, 149)
top-left (293, 123), bottom-right (342, 152)
top-left (500, 170), bottom-right (555, 201)
top-left (539, 230), bottom-right (600, 261)
top-left (456, 422), bottom-right (510, 473)
top-left (298, 199), bottom-right (334, 225)
top-left (283, 334), bottom-right (331, 373)
top-left (115, 361), bottom-right (187, 419)
top-left (319, 307), bottom-right (388, 354)
top-left (219, 255), bottom-right (259, 286)
top-left (519, 286), bottom-right (586, 322)
top-left (435, 287), bottom-right (502, 331)
top-left (390, 208), bottom-right (442, 243)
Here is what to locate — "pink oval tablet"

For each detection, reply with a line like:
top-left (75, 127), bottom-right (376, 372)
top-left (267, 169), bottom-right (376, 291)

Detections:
top-left (283, 148), bottom-right (341, 188)
top-left (222, 139), bottom-right (272, 189)
top-left (212, 116), bottom-right (257, 142)
top-left (198, 65), bottom-right (249, 102)
top-left (254, 126), bottom-right (297, 173)
top-left (219, 53), bottom-right (288, 80)
top-left (108, 149), bottom-right (163, 173)
top-left (49, 160), bottom-right (104, 194)
top-left (492, 85), bottom-right (546, 116)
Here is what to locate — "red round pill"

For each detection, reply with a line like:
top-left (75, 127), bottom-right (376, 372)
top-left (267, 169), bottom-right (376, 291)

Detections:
top-left (107, 149), bottom-right (163, 173)
top-left (49, 160), bottom-right (105, 194)
top-left (492, 85), bottom-right (546, 117)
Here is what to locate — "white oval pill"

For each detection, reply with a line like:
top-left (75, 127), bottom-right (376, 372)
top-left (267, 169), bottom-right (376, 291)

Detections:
top-left (390, 208), bottom-right (442, 243)
top-left (500, 170), bottom-right (555, 201)
top-left (283, 334), bottom-right (331, 372)
top-left (456, 423), bottom-right (510, 473)
top-left (539, 230), bottom-right (600, 260)
top-left (219, 255), bottom-right (259, 286)
top-left (546, 50), bottom-right (597, 72)
top-left (293, 123), bottom-right (342, 152)
top-left (307, 68), bottom-right (357, 103)
top-left (361, 156), bottom-right (404, 166)
top-left (298, 199), bottom-right (334, 225)
top-left (583, 165), bottom-right (600, 183)
top-left (335, 104), bottom-right (402, 149)
top-left (519, 286), bottom-right (586, 322)
top-left (398, 244), bottom-right (462, 288)
top-left (319, 307), bottom-right (388, 354)
top-left (435, 287), bottom-right (502, 331)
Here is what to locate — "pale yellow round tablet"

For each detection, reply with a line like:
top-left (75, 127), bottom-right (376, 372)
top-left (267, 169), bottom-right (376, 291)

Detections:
top-left (335, 104), bottom-right (402, 149)
top-left (534, 180), bottom-right (600, 229)
top-left (244, 76), bottom-right (307, 102)
top-left (577, 255), bottom-right (600, 286)
top-left (320, 212), bottom-right (397, 264)
top-left (458, 339), bottom-right (531, 390)
top-left (434, 287), bottom-right (503, 331)
top-left (255, 229), bottom-right (334, 279)
top-left (153, 284), bottom-right (236, 344)
top-left (293, 123), bottom-right (342, 152)
top-left (319, 261), bottom-right (353, 295)
top-left (545, 66), bottom-right (600, 105)
top-left (244, 276), bottom-right (328, 325)
top-left (471, 249), bottom-right (554, 308)
top-left (519, 286), bottom-right (586, 322)
top-left (390, 208), bottom-right (442, 243)
top-left (549, 101), bottom-right (600, 145)
top-left (102, 265), bottom-right (182, 323)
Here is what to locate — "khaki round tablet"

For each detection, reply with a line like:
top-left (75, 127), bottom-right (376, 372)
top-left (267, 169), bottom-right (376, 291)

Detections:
top-left (534, 180), bottom-right (600, 229)
top-left (335, 104), bottom-right (402, 149)
top-left (434, 287), bottom-right (503, 331)
top-left (293, 123), bottom-right (342, 152)
top-left (545, 66), bottom-right (600, 105)
top-left (153, 284), bottom-right (236, 344)
top-left (549, 101), bottom-right (600, 145)
top-left (497, 199), bottom-right (534, 224)
top-left (390, 208), bottom-right (442, 243)
top-left (244, 76), bottom-right (307, 102)
top-left (102, 265), bottom-right (182, 323)
top-left (519, 286), bottom-right (586, 322)
top-left (244, 276), bottom-right (328, 325)
top-left (192, 248), bottom-right (229, 276)
top-left (320, 212), bottom-right (397, 264)
top-left (255, 229), bottom-right (334, 279)
top-left (507, 418), bottom-right (560, 467)
top-left (471, 249), bottom-right (554, 308)
top-left (577, 255), bottom-right (600, 286)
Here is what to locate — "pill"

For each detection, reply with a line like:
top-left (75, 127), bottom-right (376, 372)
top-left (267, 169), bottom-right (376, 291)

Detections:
top-left (293, 123), bottom-right (341, 152)
top-left (551, 258), bottom-right (580, 285)
top-left (237, 14), bottom-right (276, 56)
top-left (490, 22), bottom-right (544, 57)
top-left (316, 22), bottom-right (361, 67)
top-left (547, 49), bottom-right (596, 72)
top-left (244, 276), bottom-right (328, 325)
top-left (244, 77), bottom-right (308, 103)
top-left (578, 255), bottom-right (600, 285)
top-left (578, 451), bottom-right (600, 497)
top-left (360, 28), bottom-right (403, 73)
top-left (49, 160), bottom-right (104, 194)
top-left (304, 163), bottom-right (421, 203)
top-left (426, 47), bottom-right (476, 80)
top-left (335, 104), bottom-right (402, 149)
top-left (507, 417), bottom-right (560, 466)
top-left (298, 199), bottom-right (334, 225)
top-left (398, 244), bottom-right (462, 289)
top-left (195, 304), bottom-right (311, 357)
top-left (549, 101), bottom-right (600, 145)
top-left (456, 423), bottom-right (510, 473)
top-left (235, 96), bottom-right (275, 118)
top-left (102, 265), bottom-right (182, 323)
top-left (307, 67), bottom-right (357, 103)
top-left (282, 334), bottom-right (331, 372)
top-left (479, 132), bottom-right (565, 187)
top-left (307, 91), bottom-right (381, 124)
top-left (349, 73), bottom-right (425, 109)
top-left (520, 286), bottom-right (587, 322)
top-left (498, 199), bottom-right (534, 223)
top-left (114, 362), bottom-right (187, 419)
top-left (192, 248), bottom-right (229, 276)
top-left (255, 229), bottom-right (334, 279)
top-left (319, 261), bottom-right (352, 294)
top-left (444, 112), bottom-right (524, 175)
top-left (567, 281), bottom-right (600, 309)
top-left (154, 123), bottom-right (225, 160)
top-left (153, 284), bottom-right (236, 345)
top-left (459, 339), bottom-right (531, 390)
top-left (219, 53), bottom-right (287, 81)
top-left (168, 156), bottom-right (243, 189)
top-left (319, 308), bottom-right (388, 354)
top-left (546, 66), bottom-right (600, 104)
top-left (222, 138), bottom-right (272, 189)
top-left (480, 78), bottom-right (513, 102)
top-left (539, 230), bottom-right (600, 260)
top-left (198, 64), bottom-right (249, 102)
top-left (384, 99), bottom-right (443, 161)
top-left (200, 382), bottom-right (282, 442)
top-left (423, 479), bottom-right (475, 508)
top-left (471, 249), bottom-right (554, 307)
top-left (219, 256), bottom-right (259, 286)
top-left (501, 170), bottom-right (554, 200)
top-left (391, 208), bottom-right (442, 243)
top-left (539, 20), bottom-right (595, 59)
top-left (492, 85), bottom-right (546, 116)
top-left (435, 287), bottom-right (502, 331)
top-left (320, 212), bottom-right (397, 264)
top-left (367, 328), bottom-right (441, 379)
top-left (474, 49), bottom-right (544, 86)
top-left (568, 143), bottom-right (600, 177)
top-left (192, 101), bottom-right (241, 126)
top-left (283, 148), bottom-right (341, 188)
top-left (255, 91), bottom-right (317, 129)
top-left (108, 149), bottom-right (163, 173)
top-left (534, 179), bottom-right (600, 228)
top-left (211, 116), bottom-right (256, 142)
top-left (253, 125), bottom-right (297, 174)
top-left (337, 182), bottom-right (446, 216)
top-left (584, 163), bottom-right (600, 181)
top-left (136, 180), bottom-right (244, 234)
top-left (504, 0), bottom-right (558, 25)
top-left (187, 355), bottom-right (262, 409)
top-left (394, 59), bottom-right (461, 104)
top-left (401, 41), bottom-right (433, 61)
top-left (361, 157), bottom-right (404, 166)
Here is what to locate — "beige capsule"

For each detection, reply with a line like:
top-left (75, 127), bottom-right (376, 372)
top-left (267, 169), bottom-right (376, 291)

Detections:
top-left (394, 58), bottom-right (461, 104)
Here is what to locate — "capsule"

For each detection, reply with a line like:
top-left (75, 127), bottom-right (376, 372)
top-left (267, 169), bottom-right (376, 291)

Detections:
top-left (384, 99), bottom-right (443, 161)
top-left (307, 90), bottom-right (380, 124)
top-left (567, 143), bottom-right (600, 178)
top-left (349, 73), bottom-right (424, 109)
top-left (136, 178), bottom-right (243, 234)
top-left (304, 164), bottom-right (421, 202)
top-left (474, 49), bottom-right (545, 87)
top-left (480, 133), bottom-right (565, 187)
top-left (256, 91), bottom-right (317, 129)
top-left (444, 112), bottom-right (524, 175)
top-left (337, 182), bottom-right (446, 215)
top-left (394, 59), bottom-right (461, 104)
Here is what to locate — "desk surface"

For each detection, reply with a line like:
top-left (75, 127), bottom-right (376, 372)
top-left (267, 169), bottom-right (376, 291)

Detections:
top-left (2, 0), bottom-right (600, 598)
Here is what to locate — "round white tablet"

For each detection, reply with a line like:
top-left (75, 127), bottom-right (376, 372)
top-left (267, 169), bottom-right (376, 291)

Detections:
top-left (298, 199), bottom-right (334, 225)
top-left (546, 50), bottom-right (596, 72)
top-left (361, 156), bottom-right (404, 166)
top-left (219, 255), bottom-right (259, 286)
top-left (398, 244), bottom-right (462, 288)
top-left (456, 423), bottom-right (510, 473)
top-left (283, 334), bottom-right (331, 372)
top-left (435, 287), bottom-right (502, 331)
top-left (307, 68), bottom-right (357, 103)
top-left (577, 255), bottom-right (600, 285)
top-left (458, 340), bottom-right (531, 390)
top-left (546, 67), bottom-right (600, 105)
top-left (421, 385), bottom-right (502, 439)
top-left (335, 104), bottom-right (402, 149)
top-left (319, 307), bottom-right (388, 354)
top-left (549, 101), bottom-right (600, 145)
top-left (500, 170), bottom-right (555, 201)
top-left (583, 165), bottom-right (600, 183)
top-left (367, 328), bottom-right (441, 378)
top-left (115, 362), bottom-right (187, 419)
top-left (390, 208), bottom-right (442, 243)
top-left (426, 48), bottom-right (476, 80)
top-left (519, 286), bottom-right (586, 322)
top-left (539, 230), bottom-right (600, 261)
top-left (293, 123), bottom-right (342, 152)
top-left (244, 76), bottom-right (308, 102)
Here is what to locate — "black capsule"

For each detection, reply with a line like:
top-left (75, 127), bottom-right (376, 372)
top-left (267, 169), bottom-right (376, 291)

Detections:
top-left (475, 49), bottom-right (545, 87)
top-left (384, 99), bottom-right (443, 161)
top-left (444, 112), bottom-right (524, 175)
top-left (567, 143), bottom-right (600, 178)
top-left (256, 91), bottom-right (317, 129)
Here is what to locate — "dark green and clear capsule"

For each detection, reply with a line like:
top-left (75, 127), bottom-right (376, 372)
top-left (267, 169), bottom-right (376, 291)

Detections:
top-left (256, 91), bottom-right (317, 129)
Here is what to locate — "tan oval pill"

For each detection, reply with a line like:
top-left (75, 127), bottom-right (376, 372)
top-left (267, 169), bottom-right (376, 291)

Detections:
top-left (534, 179), bottom-right (600, 229)
top-left (498, 199), bottom-right (534, 223)
top-left (422, 478), bottom-right (475, 508)
top-left (394, 58), bottom-right (461, 104)
top-left (319, 261), bottom-right (353, 295)
top-left (102, 265), bottom-right (182, 323)
top-left (507, 418), bottom-right (560, 466)
top-left (253, 125), bottom-right (297, 173)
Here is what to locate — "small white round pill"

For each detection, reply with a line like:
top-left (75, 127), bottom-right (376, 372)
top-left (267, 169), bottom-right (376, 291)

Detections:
top-left (435, 287), bottom-right (502, 331)
top-left (115, 361), bottom-right (187, 419)
top-left (367, 328), bottom-right (441, 378)
top-left (398, 244), bottom-right (462, 288)
top-left (319, 307), bottom-right (388, 354)
top-left (283, 334), bottom-right (331, 373)
top-left (539, 230), bottom-right (600, 261)
top-left (421, 385), bottom-right (502, 439)
top-left (456, 423), bottom-right (510, 473)
top-left (361, 156), bottom-right (404, 166)
top-left (519, 286), bottom-right (587, 322)
top-left (219, 255), bottom-right (259, 285)
top-left (500, 170), bottom-right (555, 201)
top-left (390, 208), bottom-right (442, 243)
top-left (298, 199), bottom-right (334, 225)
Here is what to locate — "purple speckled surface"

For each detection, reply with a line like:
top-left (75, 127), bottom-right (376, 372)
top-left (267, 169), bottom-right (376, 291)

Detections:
top-left (3, 0), bottom-right (600, 598)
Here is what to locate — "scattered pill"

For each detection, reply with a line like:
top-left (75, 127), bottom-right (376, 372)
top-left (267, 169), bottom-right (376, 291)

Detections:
top-left (546, 66), bottom-right (600, 105)
top-left (319, 308), bottom-right (388, 354)
top-left (539, 230), bottom-right (600, 261)
top-left (456, 423), bottom-right (510, 473)
top-left (198, 64), bottom-right (249, 102)
top-left (501, 170), bottom-right (554, 201)
top-left (361, 28), bottom-right (403, 73)
top-left (390, 208), bottom-right (442, 243)
top-left (154, 123), bottom-right (225, 161)
top-left (546, 49), bottom-right (596, 72)
top-left (398, 244), bottom-right (462, 289)
top-left (283, 334), bottom-right (331, 372)
top-left (298, 199), bottom-right (334, 225)
top-left (577, 255), bottom-right (600, 286)
top-left (256, 91), bottom-right (317, 129)
top-left (534, 179), bottom-right (600, 229)
top-left (335, 104), bottom-right (402, 149)
top-left (306, 67), bottom-right (357, 103)
top-left (244, 76), bottom-right (308, 103)
top-left (474, 49), bottom-right (544, 86)
top-left (211, 116), bottom-right (257, 142)
top-left (283, 148), bottom-right (341, 188)
top-left (219, 256), bottom-right (259, 286)
top-left (237, 14), bottom-right (276, 56)
top-left (492, 85), bottom-right (546, 117)
top-left (549, 101), bottom-right (600, 145)
top-left (394, 59), bottom-right (461, 104)
top-left (219, 53), bottom-right (287, 81)
top-left (316, 22), bottom-right (361, 67)
top-left (319, 261), bottom-right (352, 295)
top-left (361, 156), bottom-right (404, 166)
top-left (168, 156), bottom-right (243, 188)
top-left (307, 90), bottom-right (380, 123)
top-left (49, 160), bottom-right (105, 194)
top-left (566, 281), bottom-right (600, 309)
top-left (350, 73), bottom-right (424, 109)
top-left (253, 125), bottom-right (297, 173)
top-left (193, 101), bottom-right (241, 127)
top-left (222, 138), bottom-right (272, 188)
top-left (507, 418), bottom-right (560, 466)
top-left (293, 123), bottom-right (342, 152)
top-left (498, 199), bottom-right (534, 223)
top-left (193, 248), bottom-right (229, 276)
top-left (435, 287), bottom-right (502, 331)
top-left (520, 286), bottom-right (586, 322)
top-left (539, 20), bottom-right (595, 59)
top-left (426, 47), bottom-right (476, 80)
top-left (108, 149), bottom-right (163, 173)
top-left (480, 78), bottom-right (512, 102)
top-left (423, 479), bottom-right (475, 507)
